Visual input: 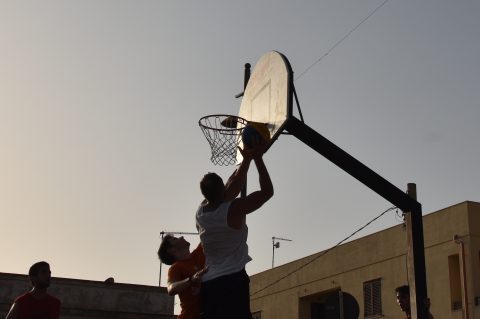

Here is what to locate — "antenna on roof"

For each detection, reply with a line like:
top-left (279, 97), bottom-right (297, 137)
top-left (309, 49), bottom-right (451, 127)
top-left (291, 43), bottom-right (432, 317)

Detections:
top-left (272, 236), bottom-right (292, 268)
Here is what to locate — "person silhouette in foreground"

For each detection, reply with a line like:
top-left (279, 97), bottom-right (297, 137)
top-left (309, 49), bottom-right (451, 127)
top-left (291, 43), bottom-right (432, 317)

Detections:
top-left (396, 285), bottom-right (434, 319)
top-left (6, 261), bottom-right (61, 319)
top-left (158, 235), bottom-right (208, 319)
top-left (196, 139), bottom-right (273, 319)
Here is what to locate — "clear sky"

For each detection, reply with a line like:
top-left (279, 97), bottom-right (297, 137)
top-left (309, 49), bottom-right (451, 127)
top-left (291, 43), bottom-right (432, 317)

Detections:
top-left (1, 0), bottom-right (479, 304)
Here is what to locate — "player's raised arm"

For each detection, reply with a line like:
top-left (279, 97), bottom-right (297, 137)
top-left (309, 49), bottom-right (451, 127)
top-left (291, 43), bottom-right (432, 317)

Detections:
top-left (227, 141), bottom-right (273, 228)
top-left (254, 153), bottom-right (274, 200)
top-left (223, 148), bottom-right (253, 202)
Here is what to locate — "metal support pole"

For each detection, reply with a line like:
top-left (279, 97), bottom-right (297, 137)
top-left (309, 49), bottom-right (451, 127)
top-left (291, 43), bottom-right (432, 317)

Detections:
top-left (454, 235), bottom-right (470, 319)
top-left (272, 237), bottom-right (275, 269)
top-left (405, 184), bottom-right (428, 319)
top-left (241, 63), bottom-right (251, 199)
top-left (283, 117), bottom-right (428, 318)
top-left (284, 117), bottom-right (421, 211)
top-left (159, 231), bottom-right (165, 287)
top-left (339, 291), bottom-right (344, 319)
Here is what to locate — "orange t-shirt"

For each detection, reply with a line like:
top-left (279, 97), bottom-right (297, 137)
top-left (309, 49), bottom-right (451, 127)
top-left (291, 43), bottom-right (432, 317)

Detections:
top-left (168, 244), bottom-right (206, 319)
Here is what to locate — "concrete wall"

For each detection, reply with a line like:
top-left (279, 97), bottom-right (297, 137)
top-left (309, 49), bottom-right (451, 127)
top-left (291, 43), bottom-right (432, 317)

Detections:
top-left (249, 201), bottom-right (480, 319)
top-left (0, 274), bottom-right (175, 318)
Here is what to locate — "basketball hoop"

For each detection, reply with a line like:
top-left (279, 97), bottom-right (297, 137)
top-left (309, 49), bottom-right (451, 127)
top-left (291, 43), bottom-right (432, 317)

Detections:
top-left (199, 114), bottom-right (248, 166)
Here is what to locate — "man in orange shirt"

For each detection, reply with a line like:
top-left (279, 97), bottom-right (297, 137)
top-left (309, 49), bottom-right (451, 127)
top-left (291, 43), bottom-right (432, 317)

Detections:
top-left (158, 235), bottom-right (208, 319)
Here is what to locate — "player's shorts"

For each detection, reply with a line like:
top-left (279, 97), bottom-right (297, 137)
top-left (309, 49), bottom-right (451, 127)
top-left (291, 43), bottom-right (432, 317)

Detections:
top-left (200, 268), bottom-right (252, 319)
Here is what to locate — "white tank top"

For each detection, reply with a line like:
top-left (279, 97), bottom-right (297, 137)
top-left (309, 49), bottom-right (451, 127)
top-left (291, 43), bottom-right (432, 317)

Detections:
top-left (196, 201), bottom-right (252, 282)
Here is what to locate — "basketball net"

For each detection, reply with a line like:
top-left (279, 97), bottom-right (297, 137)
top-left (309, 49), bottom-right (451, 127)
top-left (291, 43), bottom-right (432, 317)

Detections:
top-left (199, 114), bottom-right (247, 166)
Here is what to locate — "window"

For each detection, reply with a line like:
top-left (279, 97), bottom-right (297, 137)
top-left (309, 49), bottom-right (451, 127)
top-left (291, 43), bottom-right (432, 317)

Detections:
top-left (448, 254), bottom-right (462, 310)
top-left (364, 278), bottom-right (382, 317)
top-left (252, 311), bottom-right (262, 319)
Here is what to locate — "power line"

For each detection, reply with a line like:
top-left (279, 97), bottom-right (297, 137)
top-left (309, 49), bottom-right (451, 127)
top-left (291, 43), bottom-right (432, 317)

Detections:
top-left (295, 0), bottom-right (390, 81)
top-left (250, 205), bottom-right (397, 297)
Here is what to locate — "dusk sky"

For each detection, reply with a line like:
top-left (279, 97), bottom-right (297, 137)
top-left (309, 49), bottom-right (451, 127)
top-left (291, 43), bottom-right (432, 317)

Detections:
top-left (1, 1), bottom-right (479, 312)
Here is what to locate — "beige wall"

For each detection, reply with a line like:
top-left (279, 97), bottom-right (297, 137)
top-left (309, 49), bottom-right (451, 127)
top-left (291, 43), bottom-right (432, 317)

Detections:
top-left (250, 201), bottom-right (480, 319)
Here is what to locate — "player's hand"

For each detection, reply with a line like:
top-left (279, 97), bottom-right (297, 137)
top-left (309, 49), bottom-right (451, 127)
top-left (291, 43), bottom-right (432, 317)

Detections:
top-left (237, 145), bottom-right (254, 161)
top-left (249, 137), bottom-right (267, 159)
top-left (238, 137), bottom-right (266, 161)
top-left (190, 266), bottom-right (209, 284)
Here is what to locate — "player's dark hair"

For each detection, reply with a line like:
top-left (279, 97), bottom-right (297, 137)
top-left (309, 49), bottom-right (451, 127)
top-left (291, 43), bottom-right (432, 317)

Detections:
top-left (29, 261), bottom-right (50, 277)
top-left (200, 172), bottom-right (224, 202)
top-left (28, 261), bottom-right (50, 286)
top-left (158, 235), bottom-right (176, 266)
top-left (395, 285), bottom-right (410, 296)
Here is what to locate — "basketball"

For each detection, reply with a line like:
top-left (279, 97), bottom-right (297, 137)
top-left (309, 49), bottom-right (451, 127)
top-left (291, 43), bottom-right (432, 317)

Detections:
top-left (241, 122), bottom-right (270, 148)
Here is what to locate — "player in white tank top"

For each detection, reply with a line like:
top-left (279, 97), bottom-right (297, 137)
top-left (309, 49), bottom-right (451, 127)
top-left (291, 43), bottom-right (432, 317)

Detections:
top-left (196, 140), bottom-right (274, 318)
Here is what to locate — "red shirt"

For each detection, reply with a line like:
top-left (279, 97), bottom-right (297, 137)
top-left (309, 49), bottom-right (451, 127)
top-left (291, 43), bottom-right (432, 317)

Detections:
top-left (14, 292), bottom-right (61, 319)
top-left (168, 244), bottom-right (205, 319)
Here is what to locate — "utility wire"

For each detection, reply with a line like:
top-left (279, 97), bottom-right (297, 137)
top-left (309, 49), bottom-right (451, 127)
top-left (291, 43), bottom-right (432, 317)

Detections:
top-left (295, 0), bottom-right (390, 81)
top-left (250, 205), bottom-right (397, 297)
